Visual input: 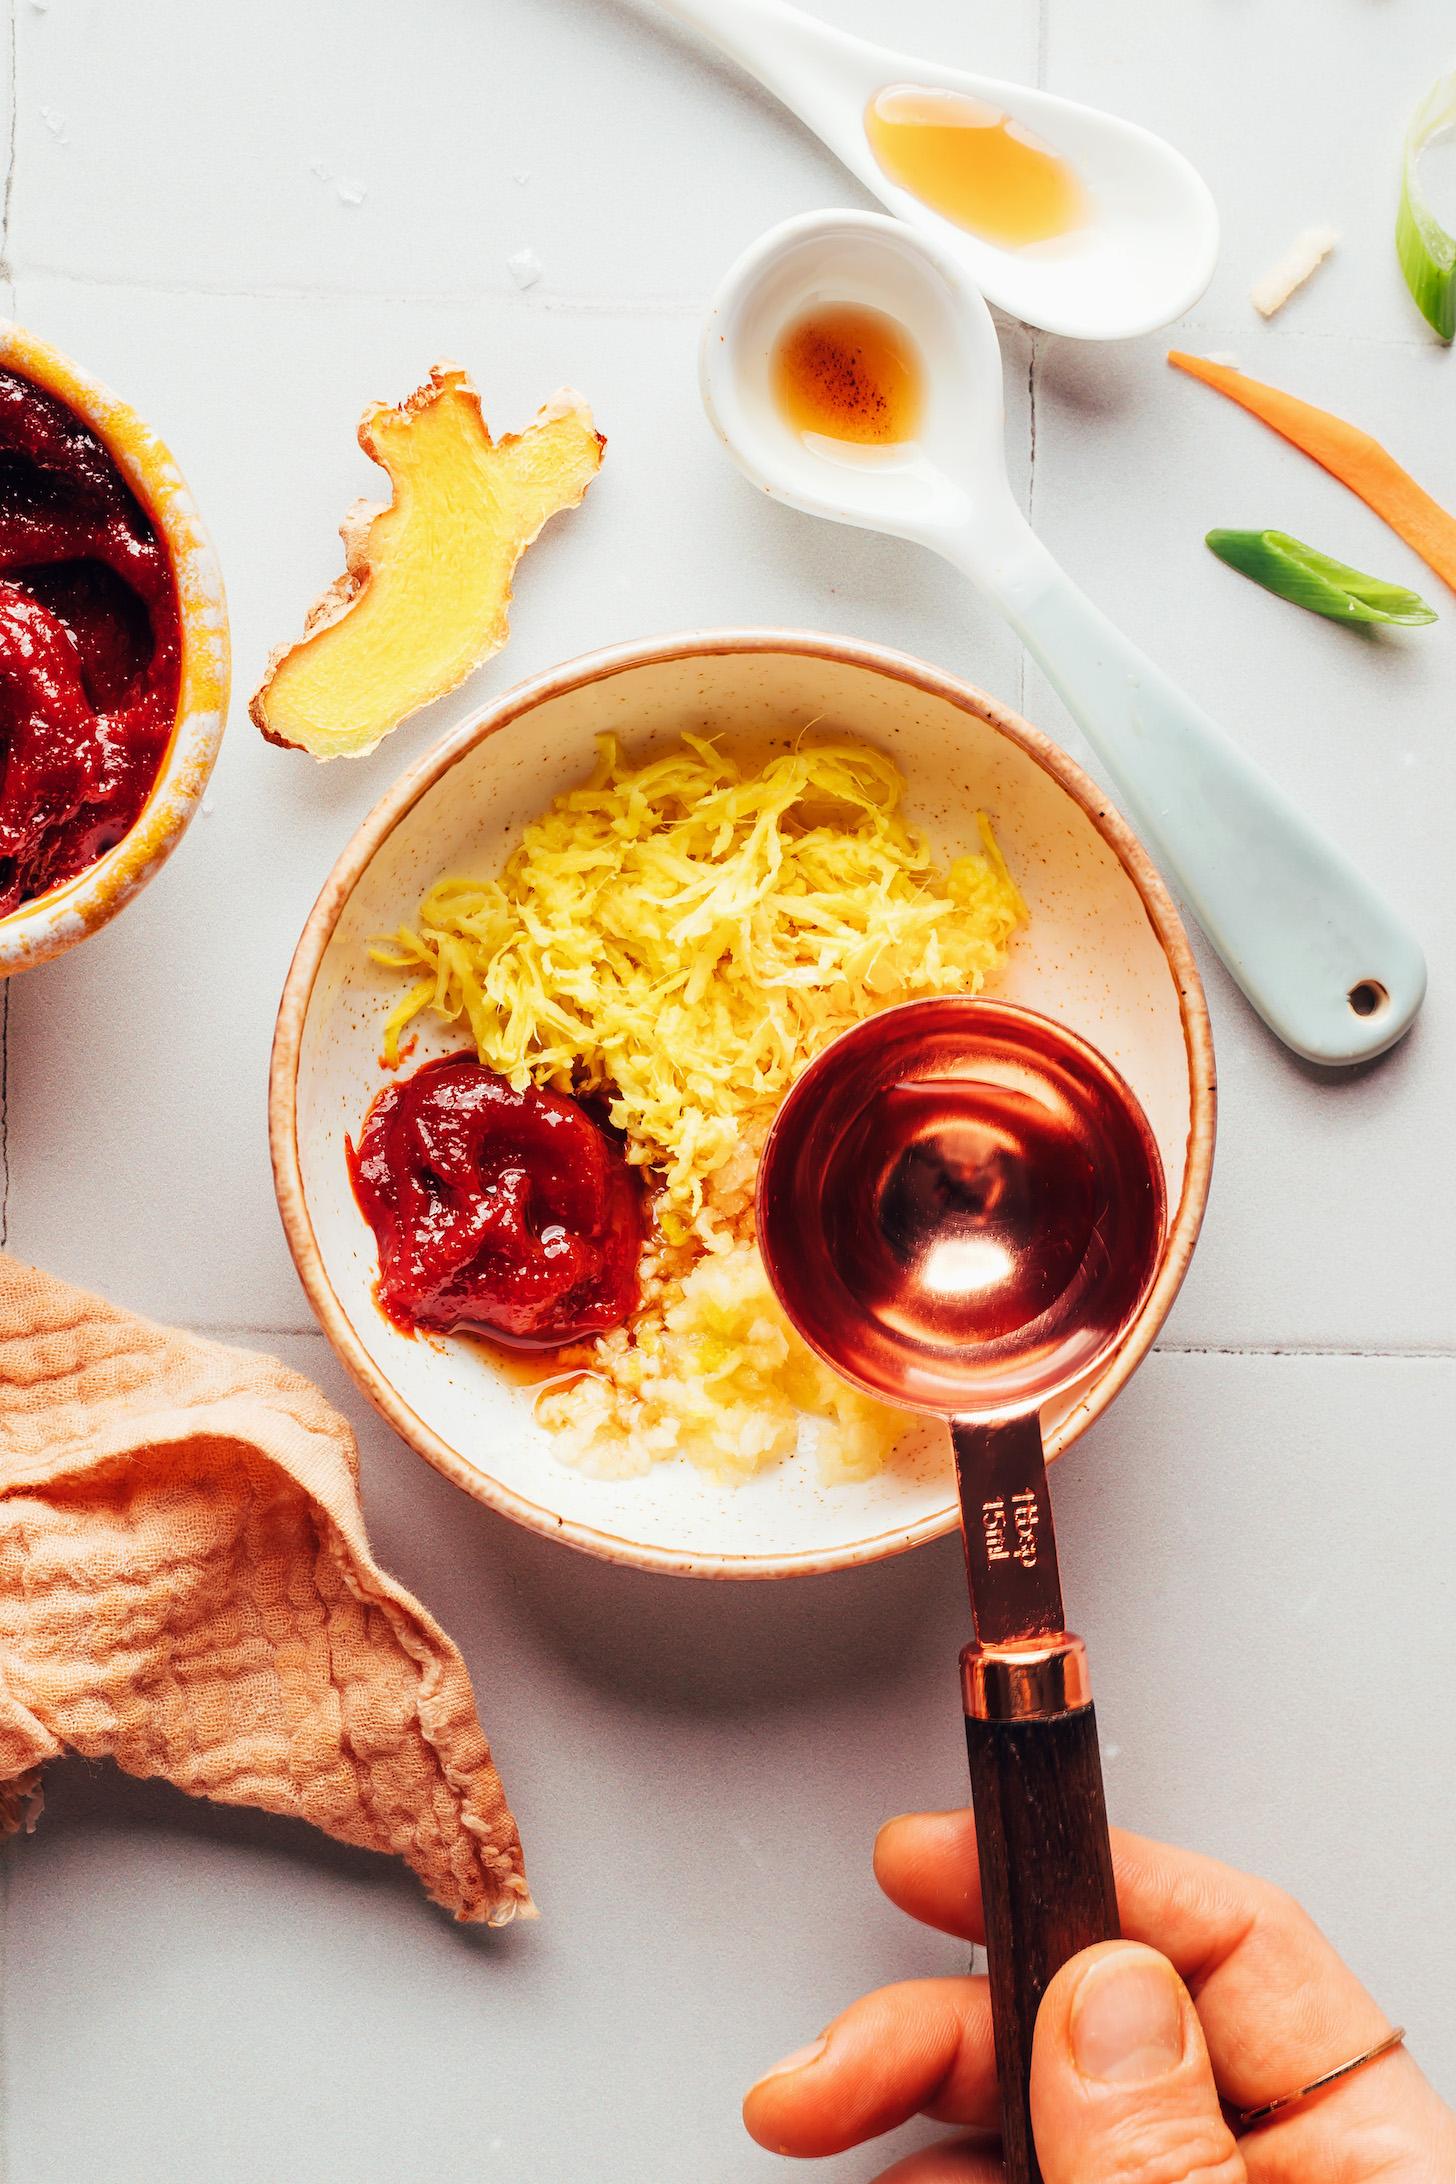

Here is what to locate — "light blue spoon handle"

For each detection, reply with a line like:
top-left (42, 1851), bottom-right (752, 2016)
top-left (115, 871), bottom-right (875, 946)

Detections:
top-left (965, 533), bottom-right (1426, 1065)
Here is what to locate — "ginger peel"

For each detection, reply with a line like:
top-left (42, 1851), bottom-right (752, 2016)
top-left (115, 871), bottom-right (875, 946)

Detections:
top-left (251, 363), bottom-right (604, 760)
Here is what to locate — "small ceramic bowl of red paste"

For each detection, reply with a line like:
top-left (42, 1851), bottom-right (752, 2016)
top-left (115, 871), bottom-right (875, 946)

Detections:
top-left (0, 323), bottom-right (229, 974)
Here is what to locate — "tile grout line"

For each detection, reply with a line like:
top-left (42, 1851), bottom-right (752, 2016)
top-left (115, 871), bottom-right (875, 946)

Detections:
top-left (1, 265), bottom-right (1446, 356)
top-left (9, 262), bottom-right (712, 316)
top-left (0, 0), bottom-right (13, 285)
top-left (1159, 1342), bottom-right (1456, 1363)
top-left (193, 1322), bottom-right (1456, 1363)
top-left (0, 1824), bottom-right (8, 2184)
top-left (0, 1822), bottom-right (8, 2184)
top-left (0, 12), bottom-right (13, 2173)
top-left (2, 11), bottom-right (15, 2169)
top-left (1019, 0), bottom-right (1049, 719)
top-left (1026, 332), bottom-right (1040, 527)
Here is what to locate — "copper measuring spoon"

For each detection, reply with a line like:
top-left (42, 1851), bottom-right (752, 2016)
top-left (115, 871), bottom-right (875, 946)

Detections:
top-left (757, 995), bottom-right (1167, 2184)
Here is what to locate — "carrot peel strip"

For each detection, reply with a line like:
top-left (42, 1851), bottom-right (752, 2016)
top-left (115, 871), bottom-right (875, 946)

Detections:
top-left (1167, 349), bottom-right (1456, 595)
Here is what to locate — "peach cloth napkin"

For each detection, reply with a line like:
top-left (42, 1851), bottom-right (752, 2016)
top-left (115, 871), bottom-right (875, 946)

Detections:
top-left (0, 1253), bottom-right (531, 1925)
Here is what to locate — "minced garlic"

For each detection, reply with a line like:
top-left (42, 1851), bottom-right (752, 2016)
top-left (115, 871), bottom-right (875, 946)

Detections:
top-left (1250, 226), bottom-right (1339, 319)
top-left (538, 1235), bottom-right (903, 1486)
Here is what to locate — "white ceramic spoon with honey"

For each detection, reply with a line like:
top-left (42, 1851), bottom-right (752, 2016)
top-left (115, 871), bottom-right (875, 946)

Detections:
top-left (701, 211), bottom-right (1426, 1064)
top-left (646, 0), bottom-right (1218, 339)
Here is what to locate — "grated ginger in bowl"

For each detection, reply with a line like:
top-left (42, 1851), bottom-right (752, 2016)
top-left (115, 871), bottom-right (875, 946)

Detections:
top-left (372, 733), bottom-right (1026, 1485)
top-left (538, 1236), bottom-right (904, 1486)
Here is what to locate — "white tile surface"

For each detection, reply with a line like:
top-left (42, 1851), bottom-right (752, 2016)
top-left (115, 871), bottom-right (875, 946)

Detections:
top-left (1046, 0), bottom-right (1438, 348)
top-left (10, 0), bottom-right (1036, 300)
top-left (4, 1343), bottom-right (1453, 2184)
top-left (2, 0), bottom-right (1454, 2176)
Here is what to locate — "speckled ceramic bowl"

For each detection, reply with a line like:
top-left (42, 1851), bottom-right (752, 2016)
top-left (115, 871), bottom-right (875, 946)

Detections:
top-left (271, 632), bottom-right (1215, 1579)
top-left (0, 324), bottom-right (229, 975)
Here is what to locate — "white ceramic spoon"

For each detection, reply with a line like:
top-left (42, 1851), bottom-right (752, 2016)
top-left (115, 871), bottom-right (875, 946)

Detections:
top-left (646, 0), bottom-right (1219, 339)
top-left (701, 211), bottom-right (1426, 1065)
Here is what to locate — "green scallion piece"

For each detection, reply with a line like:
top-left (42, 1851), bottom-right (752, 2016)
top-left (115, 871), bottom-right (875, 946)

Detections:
top-left (1205, 529), bottom-right (1438, 626)
top-left (1397, 69), bottom-right (1456, 342)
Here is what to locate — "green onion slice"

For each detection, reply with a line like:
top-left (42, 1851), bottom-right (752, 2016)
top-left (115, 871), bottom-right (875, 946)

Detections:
top-left (1397, 69), bottom-right (1456, 342)
top-left (1205, 529), bottom-right (1438, 625)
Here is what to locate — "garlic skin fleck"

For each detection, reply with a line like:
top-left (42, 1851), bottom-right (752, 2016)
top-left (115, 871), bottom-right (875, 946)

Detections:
top-left (1250, 226), bottom-right (1339, 318)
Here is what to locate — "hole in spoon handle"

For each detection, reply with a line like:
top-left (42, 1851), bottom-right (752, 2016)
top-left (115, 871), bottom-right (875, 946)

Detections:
top-left (975, 540), bottom-right (1428, 1065)
top-left (962, 1655), bottom-right (1119, 2184)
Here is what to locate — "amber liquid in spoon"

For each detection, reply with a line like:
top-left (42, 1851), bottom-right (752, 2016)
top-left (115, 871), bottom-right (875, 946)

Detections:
top-left (772, 302), bottom-right (924, 447)
top-left (865, 85), bottom-right (1085, 249)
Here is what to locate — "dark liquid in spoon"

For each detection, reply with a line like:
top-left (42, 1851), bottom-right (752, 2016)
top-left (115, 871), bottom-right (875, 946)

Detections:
top-left (772, 302), bottom-right (924, 446)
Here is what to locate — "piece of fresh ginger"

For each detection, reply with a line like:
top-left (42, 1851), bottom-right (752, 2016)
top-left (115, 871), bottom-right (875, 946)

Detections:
top-left (251, 363), bottom-right (605, 759)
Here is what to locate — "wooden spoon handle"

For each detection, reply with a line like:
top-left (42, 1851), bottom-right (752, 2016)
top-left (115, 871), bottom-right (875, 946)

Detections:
top-left (961, 1640), bottom-right (1119, 2184)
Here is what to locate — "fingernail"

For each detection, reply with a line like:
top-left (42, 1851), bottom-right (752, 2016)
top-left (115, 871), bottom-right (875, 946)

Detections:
top-left (749, 2034), bottom-right (828, 2091)
top-left (1071, 1951), bottom-right (1185, 2086)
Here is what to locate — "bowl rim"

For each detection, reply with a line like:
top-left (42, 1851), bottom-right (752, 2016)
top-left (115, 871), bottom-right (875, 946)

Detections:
top-left (0, 321), bottom-right (230, 975)
top-left (270, 627), bottom-right (1216, 1580)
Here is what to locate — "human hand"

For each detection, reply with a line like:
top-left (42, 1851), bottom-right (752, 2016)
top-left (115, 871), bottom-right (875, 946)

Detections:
top-left (744, 1811), bottom-right (1456, 2180)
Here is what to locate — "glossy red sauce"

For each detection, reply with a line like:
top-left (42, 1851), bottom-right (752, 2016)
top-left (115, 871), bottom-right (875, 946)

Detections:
top-left (0, 367), bottom-right (181, 912)
top-left (348, 1053), bottom-right (643, 1348)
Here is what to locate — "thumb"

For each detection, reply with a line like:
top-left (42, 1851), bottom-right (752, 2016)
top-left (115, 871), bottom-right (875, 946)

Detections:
top-left (1029, 1942), bottom-right (1246, 2184)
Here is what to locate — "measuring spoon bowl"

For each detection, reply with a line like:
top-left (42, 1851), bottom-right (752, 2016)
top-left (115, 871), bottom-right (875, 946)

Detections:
top-left (650, 0), bottom-right (1219, 339)
top-left (757, 996), bottom-right (1167, 1425)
